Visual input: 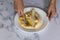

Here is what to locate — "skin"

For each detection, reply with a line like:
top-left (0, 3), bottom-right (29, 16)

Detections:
top-left (14, 0), bottom-right (56, 20)
top-left (48, 0), bottom-right (56, 20)
top-left (14, 0), bottom-right (24, 17)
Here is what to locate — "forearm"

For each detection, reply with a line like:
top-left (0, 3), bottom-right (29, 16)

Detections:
top-left (50, 0), bottom-right (56, 6)
top-left (14, 0), bottom-right (24, 8)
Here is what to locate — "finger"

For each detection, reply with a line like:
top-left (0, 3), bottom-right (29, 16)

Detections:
top-left (53, 10), bottom-right (56, 17)
top-left (51, 10), bottom-right (56, 18)
top-left (49, 12), bottom-right (53, 20)
top-left (48, 9), bottom-right (51, 20)
top-left (49, 11), bottom-right (55, 20)
top-left (14, 6), bottom-right (18, 12)
top-left (14, 3), bottom-right (18, 12)
top-left (54, 12), bottom-right (56, 17)
top-left (20, 10), bottom-right (25, 17)
top-left (17, 8), bottom-right (24, 17)
top-left (48, 9), bottom-right (51, 17)
top-left (17, 9), bottom-right (22, 17)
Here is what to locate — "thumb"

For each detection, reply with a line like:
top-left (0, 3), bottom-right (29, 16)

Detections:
top-left (20, 10), bottom-right (25, 17)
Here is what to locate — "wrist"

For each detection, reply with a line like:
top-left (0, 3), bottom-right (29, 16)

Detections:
top-left (50, 0), bottom-right (56, 5)
top-left (49, 0), bottom-right (56, 7)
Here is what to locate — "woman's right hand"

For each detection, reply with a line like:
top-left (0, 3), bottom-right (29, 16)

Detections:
top-left (14, 0), bottom-right (24, 17)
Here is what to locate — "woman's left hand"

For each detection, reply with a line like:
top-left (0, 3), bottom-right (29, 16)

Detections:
top-left (47, 3), bottom-right (56, 20)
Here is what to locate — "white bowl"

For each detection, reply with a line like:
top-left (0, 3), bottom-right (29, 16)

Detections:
top-left (14, 7), bottom-right (49, 32)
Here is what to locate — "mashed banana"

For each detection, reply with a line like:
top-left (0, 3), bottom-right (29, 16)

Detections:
top-left (18, 10), bottom-right (43, 30)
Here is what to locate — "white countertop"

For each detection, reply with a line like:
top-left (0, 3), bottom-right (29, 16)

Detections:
top-left (0, 0), bottom-right (60, 40)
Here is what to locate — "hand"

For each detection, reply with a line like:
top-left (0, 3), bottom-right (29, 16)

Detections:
top-left (47, 0), bottom-right (56, 20)
top-left (47, 4), bottom-right (56, 20)
top-left (17, 4), bottom-right (24, 17)
top-left (14, 0), bottom-right (24, 17)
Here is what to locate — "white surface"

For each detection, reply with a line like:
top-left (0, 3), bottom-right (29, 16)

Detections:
top-left (0, 0), bottom-right (60, 40)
